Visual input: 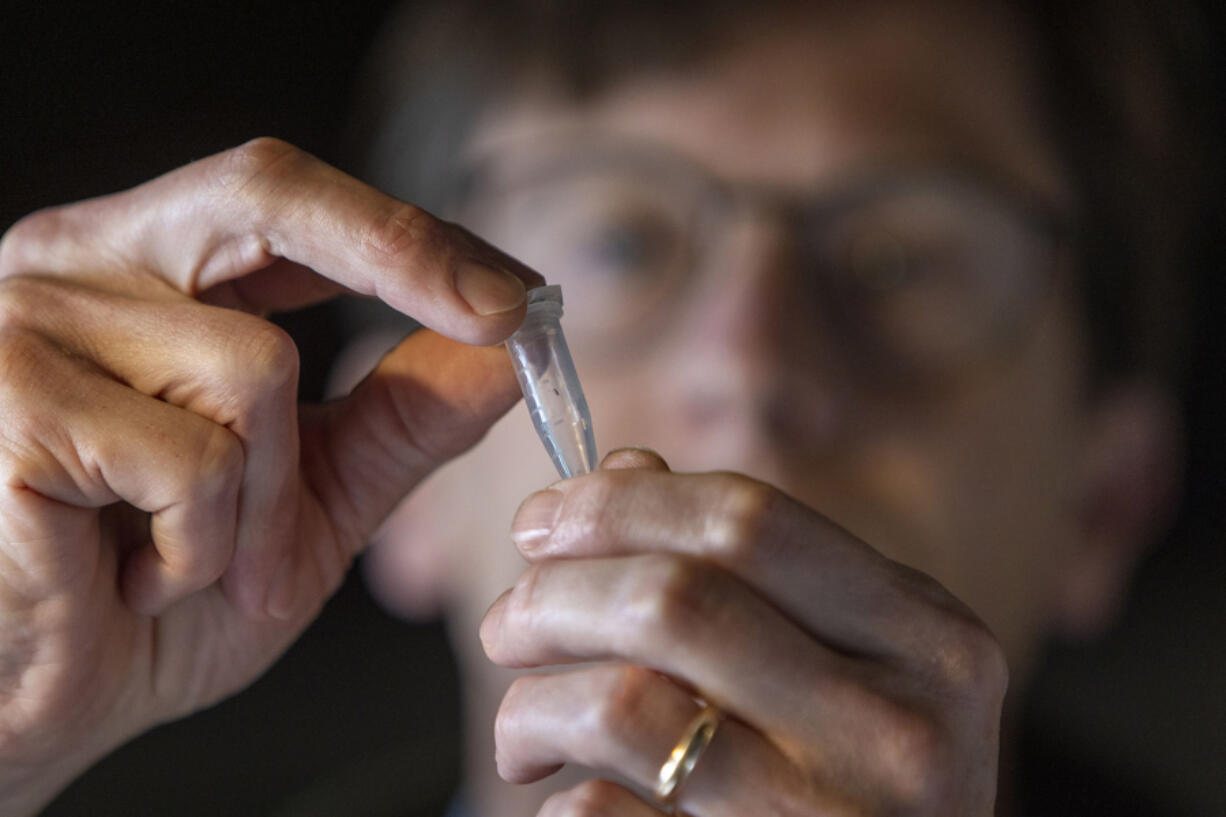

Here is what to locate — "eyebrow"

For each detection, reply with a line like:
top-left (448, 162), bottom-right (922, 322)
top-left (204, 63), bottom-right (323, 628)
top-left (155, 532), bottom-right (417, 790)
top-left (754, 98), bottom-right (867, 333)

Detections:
top-left (456, 132), bottom-right (1073, 239)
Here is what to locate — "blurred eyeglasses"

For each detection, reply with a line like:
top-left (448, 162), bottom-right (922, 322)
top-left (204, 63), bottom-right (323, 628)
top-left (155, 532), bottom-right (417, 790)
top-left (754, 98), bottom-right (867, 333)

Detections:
top-left (451, 139), bottom-right (1070, 386)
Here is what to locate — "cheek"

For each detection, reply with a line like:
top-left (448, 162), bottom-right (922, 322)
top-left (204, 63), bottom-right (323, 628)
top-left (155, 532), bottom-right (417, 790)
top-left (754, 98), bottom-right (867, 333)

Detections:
top-left (849, 298), bottom-right (1089, 669)
top-left (580, 363), bottom-right (668, 457)
top-left (935, 394), bottom-right (1082, 664)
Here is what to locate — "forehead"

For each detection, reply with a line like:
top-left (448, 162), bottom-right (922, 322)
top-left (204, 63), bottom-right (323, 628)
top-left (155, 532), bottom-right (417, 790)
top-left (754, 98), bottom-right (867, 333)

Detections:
top-left (468, 1), bottom-right (1073, 210)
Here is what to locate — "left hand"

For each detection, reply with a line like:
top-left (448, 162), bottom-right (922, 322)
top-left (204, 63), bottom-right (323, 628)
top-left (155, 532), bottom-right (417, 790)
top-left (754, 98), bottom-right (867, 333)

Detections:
top-left (480, 449), bottom-right (1008, 815)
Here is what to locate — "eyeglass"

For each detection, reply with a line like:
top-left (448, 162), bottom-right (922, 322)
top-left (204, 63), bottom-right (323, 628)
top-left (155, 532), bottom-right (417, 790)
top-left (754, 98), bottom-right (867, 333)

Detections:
top-left (450, 138), bottom-right (1071, 387)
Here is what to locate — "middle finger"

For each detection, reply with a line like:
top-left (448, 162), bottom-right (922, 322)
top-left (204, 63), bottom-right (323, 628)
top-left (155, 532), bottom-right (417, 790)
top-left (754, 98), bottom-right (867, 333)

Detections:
top-left (481, 554), bottom-right (875, 762)
top-left (511, 470), bottom-right (973, 667)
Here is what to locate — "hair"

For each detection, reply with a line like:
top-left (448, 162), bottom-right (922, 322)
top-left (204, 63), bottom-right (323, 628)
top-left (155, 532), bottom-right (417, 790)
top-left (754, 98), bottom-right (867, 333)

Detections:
top-left (350, 0), bottom-right (1219, 389)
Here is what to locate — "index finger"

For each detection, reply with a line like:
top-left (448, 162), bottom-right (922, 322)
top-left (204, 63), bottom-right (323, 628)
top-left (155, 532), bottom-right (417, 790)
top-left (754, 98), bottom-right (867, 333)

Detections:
top-left (0, 138), bottom-right (544, 345)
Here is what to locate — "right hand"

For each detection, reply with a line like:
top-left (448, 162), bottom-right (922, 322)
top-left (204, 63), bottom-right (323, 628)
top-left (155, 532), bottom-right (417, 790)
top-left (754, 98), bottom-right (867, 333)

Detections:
top-left (0, 138), bottom-right (541, 814)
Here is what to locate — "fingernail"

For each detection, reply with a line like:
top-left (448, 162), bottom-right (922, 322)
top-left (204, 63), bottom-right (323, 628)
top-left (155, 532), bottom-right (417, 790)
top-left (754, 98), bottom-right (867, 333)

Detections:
top-left (455, 260), bottom-right (526, 316)
top-left (266, 553), bottom-right (298, 621)
top-left (510, 489), bottom-right (564, 550)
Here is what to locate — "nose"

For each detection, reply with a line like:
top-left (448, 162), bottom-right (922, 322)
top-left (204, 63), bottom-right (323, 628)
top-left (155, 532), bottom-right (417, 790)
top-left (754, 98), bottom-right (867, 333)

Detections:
top-left (655, 211), bottom-right (846, 474)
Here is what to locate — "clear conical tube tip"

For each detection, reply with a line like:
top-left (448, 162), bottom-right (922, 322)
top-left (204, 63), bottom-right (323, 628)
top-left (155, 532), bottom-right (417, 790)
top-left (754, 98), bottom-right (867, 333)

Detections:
top-left (505, 285), bottom-right (597, 478)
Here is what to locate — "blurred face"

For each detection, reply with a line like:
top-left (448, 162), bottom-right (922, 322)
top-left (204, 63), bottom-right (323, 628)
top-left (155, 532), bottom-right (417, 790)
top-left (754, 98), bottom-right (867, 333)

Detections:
top-left (371, 0), bottom-right (1092, 692)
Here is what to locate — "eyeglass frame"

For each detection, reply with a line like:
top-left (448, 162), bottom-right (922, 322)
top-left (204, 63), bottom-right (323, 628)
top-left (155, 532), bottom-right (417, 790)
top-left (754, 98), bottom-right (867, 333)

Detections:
top-left (445, 135), bottom-right (1077, 391)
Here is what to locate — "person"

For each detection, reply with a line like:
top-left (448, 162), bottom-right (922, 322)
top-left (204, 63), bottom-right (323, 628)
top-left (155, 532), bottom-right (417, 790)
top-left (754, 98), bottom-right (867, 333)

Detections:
top-left (0, 0), bottom-right (1213, 815)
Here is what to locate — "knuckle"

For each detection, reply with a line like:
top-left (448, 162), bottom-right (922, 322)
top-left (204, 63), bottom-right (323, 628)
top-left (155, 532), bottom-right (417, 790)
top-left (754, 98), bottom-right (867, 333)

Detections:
top-left (889, 561), bottom-right (1010, 704)
top-left (0, 330), bottom-right (73, 483)
top-left (225, 136), bottom-right (301, 178)
top-left (932, 611), bottom-right (1009, 702)
top-left (0, 276), bottom-right (42, 331)
top-left (219, 320), bottom-right (300, 415)
top-left (968, 624), bottom-right (1010, 698)
top-left (236, 320), bottom-right (299, 387)
top-left (211, 137), bottom-right (306, 199)
top-left (578, 472), bottom-right (628, 541)
top-left (360, 202), bottom-right (441, 267)
top-left (632, 555), bottom-right (718, 644)
top-left (0, 326), bottom-right (54, 395)
top-left (590, 665), bottom-right (656, 748)
top-left (168, 531), bottom-right (229, 585)
top-left (192, 423), bottom-right (244, 498)
top-left (876, 708), bottom-right (948, 806)
top-left (705, 475), bottom-right (779, 565)
top-left (0, 209), bottom-right (63, 277)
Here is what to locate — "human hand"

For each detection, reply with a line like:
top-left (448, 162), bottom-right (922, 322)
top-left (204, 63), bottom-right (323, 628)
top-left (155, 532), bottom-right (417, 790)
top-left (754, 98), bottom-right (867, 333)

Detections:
top-left (482, 449), bottom-right (1008, 815)
top-left (0, 138), bottom-right (541, 814)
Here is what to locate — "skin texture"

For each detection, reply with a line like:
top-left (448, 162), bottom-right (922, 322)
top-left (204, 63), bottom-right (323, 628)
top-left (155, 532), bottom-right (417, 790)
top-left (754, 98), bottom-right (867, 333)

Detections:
top-left (0, 137), bottom-right (542, 815)
top-left (364, 2), bottom-right (1175, 815)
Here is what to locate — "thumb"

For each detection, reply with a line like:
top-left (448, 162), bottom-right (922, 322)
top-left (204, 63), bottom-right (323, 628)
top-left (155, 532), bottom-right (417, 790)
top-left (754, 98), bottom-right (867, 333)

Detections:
top-left (300, 328), bottom-right (522, 553)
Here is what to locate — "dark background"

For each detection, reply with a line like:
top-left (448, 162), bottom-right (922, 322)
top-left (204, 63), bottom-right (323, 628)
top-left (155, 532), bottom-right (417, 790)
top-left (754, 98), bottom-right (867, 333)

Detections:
top-left (1, 1), bottom-right (1223, 815)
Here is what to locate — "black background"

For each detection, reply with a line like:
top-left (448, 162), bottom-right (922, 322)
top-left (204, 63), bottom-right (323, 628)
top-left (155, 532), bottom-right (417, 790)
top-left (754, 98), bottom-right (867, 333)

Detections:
top-left (2, 1), bottom-right (1223, 815)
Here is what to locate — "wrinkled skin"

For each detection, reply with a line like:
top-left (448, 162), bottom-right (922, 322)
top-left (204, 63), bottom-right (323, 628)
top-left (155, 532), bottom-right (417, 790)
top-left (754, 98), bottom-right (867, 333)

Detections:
top-left (0, 137), bottom-right (541, 815)
top-left (483, 449), bottom-right (1008, 814)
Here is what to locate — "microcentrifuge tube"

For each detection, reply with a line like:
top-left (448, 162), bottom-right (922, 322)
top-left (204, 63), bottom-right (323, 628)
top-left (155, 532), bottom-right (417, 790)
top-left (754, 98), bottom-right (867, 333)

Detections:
top-left (505, 285), bottom-right (597, 478)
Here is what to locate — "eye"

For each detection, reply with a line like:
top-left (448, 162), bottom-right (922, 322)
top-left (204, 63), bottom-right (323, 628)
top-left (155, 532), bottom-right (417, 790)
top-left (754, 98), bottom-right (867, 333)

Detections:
top-left (577, 214), bottom-right (674, 280)
top-left (839, 228), bottom-right (942, 294)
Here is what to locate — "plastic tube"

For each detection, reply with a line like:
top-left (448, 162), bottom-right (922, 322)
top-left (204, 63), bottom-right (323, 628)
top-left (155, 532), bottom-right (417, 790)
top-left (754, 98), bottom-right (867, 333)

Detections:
top-left (505, 285), bottom-right (598, 478)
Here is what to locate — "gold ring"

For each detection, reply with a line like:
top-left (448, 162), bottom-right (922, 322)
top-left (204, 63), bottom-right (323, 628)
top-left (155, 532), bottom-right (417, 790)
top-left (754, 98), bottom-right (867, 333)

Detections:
top-left (654, 704), bottom-right (723, 806)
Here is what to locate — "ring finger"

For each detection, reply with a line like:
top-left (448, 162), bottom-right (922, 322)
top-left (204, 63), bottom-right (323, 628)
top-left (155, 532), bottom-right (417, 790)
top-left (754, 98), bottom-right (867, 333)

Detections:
top-left (495, 664), bottom-right (822, 816)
